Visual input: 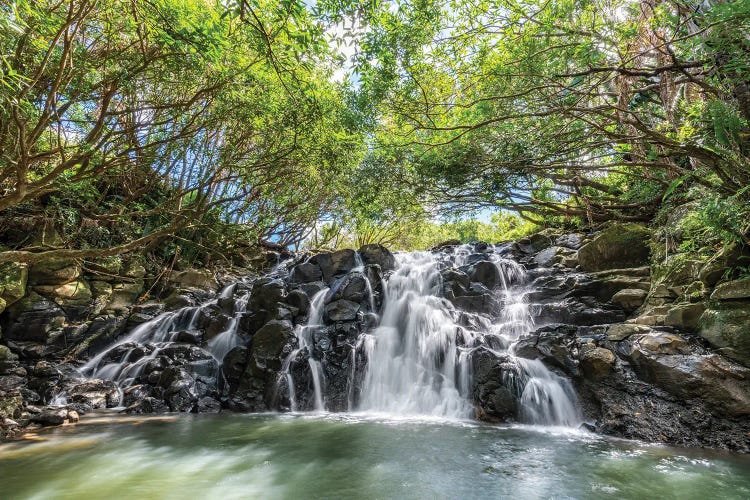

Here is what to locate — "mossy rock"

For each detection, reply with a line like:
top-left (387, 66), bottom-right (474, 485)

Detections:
top-left (35, 280), bottom-right (92, 307)
top-left (711, 277), bottom-right (750, 301)
top-left (578, 223), bottom-right (651, 272)
top-left (0, 262), bottom-right (28, 308)
top-left (699, 302), bottom-right (750, 366)
top-left (699, 242), bottom-right (750, 287)
top-left (28, 258), bottom-right (81, 285)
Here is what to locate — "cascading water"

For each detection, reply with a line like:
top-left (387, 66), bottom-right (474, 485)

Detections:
top-left (357, 246), bottom-right (580, 426)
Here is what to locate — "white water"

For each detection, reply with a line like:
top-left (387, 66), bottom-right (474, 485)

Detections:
top-left (358, 247), bottom-right (580, 425)
top-left (281, 288), bottom-right (329, 411)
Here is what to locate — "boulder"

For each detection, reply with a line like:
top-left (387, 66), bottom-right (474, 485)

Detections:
top-left (699, 302), bottom-right (750, 366)
top-left (290, 262), bottom-right (323, 283)
top-left (578, 223), bottom-right (651, 272)
top-left (326, 272), bottom-right (369, 304)
top-left (28, 259), bottom-right (81, 286)
top-left (469, 261), bottom-right (502, 289)
top-left (611, 288), bottom-right (647, 310)
top-left (711, 278), bottom-right (750, 301)
top-left (169, 269), bottom-right (219, 291)
top-left (1, 292), bottom-right (66, 342)
top-left (252, 320), bottom-right (294, 363)
top-left (31, 407), bottom-right (68, 426)
top-left (533, 246), bottom-right (575, 267)
top-left (0, 262), bottom-right (28, 310)
top-left (664, 303), bottom-right (706, 332)
top-left (330, 249), bottom-right (358, 277)
top-left (358, 244), bottom-right (396, 271)
top-left (324, 300), bottom-right (360, 322)
top-left (35, 280), bottom-right (92, 306)
top-left (699, 243), bottom-right (750, 287)
top-left (579, 346), bottom-right (616, 380)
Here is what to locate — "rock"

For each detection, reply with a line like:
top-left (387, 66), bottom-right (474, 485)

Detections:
top-left (0, 395), bottom-right (22, 418)
top-left (611, 288), bottom-right (647, 310)
top-left (431, 239), bottom-right (462, 251)
top-left (1, 292), bottom-right (66, 342)
top-left (34, 280), bottom-right (92, 317)
top-left (107, 282), bottom-right (144, 312)
top-left (69, 379), bottom-right (122, 408)
top-left (247, 279), bottom-right (285, 312)
top-left (324, 300), bottom-right (360, 322)
top-left (66, 410), bottom-right (80, 423)
top-left (175, 330), bottom-right (202, 344)
top-left (699, 243), bottom-right (750, 287)
top-left (291, 262), bottom-right (323, 283)
top-left (358, 244), bottom-right (396, 271)
top-left (471, 349), bottom-right (520, 421)
top-left (326, 272), bottom-right (369, 304)
top-left (0, 262), bottom-right (28, 309)
top-left (580, 346), bottom-right (616, 380)
top-left (31, 407), bottom-right (68, 426)
top-left (699, 302), bottom-right (750, 366)
top-left (252, 320), bottom-right (294, 362)
top-left (28, 259), bottom-right (81, 286)
top-left (634, 332), bottom-right (691, 355)
top-left (664, 303), bottom-right (706, 331)
top-left (285, 289), bottom-right (310, 317)
top-left (469, 261), bottom-right (502, 289)
top-left (606, 323), bottom-right (650, 341)
top-left (517, 229), bottom-right (560, 254)
top-left (169, 269), bottom-right (219, 291)
top-left (196, 396), bottom-right (222, 413)
top-left (330, 249), bottom-right (358, 277)
top-left (578, 223), bottom-right (651, 272)
top-left (533, 246), bottom-right (575, 267)
top-left (711, 278), bottom-right (750, 301)
top-left (555, 233), bottom-right (585, 250)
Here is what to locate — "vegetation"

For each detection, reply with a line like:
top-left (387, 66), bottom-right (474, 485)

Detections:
top-left (1, 0), bottom-right (748, 261)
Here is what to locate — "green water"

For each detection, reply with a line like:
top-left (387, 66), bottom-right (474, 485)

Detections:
top-left (1, 413), bottom-right (749, 499)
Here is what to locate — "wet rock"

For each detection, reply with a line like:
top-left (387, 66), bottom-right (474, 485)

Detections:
top-left (578, 223), bottom-right (650, 272)
top-left (291, 262), bottom-right (323, 283)
top-left (579, 346), bottom-right (615, 380)
top-left (31, 407), bottom-right (68, 426)
top-left (324, 300), bottom-right (360, 322)
top-left (69, 379), bottom-right (122, 408)
top-left (472, 349), bottom-right (520, 421)
top-left (285, 289), bottom-right (311, 317)
top-left (125, 397), bottom-right (169, 414)
top-left (247, 279), bottom-right (286, 312)
top-left (330, 249), bottom-right (358, 278)
top-left (252, 320), bottom-right (294, 364)
top-left (469, 261), bottom-right (502, 289)
top-left (533, 246), bottom-right (575, 267)
top-left (555, 233), bottom-right (585, 250)
top-left (326, 272), bottom-right (369, 304)
top-left (196, 396), bottom-right (222, 413)
top-left (175, 330), bottom-right (203, 344)
top-left (359, 244), bottom-right (396, 271)
top-left (1, 292), bottom-right (66, 342)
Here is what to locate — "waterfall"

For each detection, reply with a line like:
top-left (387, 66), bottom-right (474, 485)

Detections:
top-left (357, 246), bottom-right (580, 425)
top-left (280, 288), bottom-right (329, 411)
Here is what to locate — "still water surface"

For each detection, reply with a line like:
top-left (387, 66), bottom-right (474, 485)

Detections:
top-left (1, 413), bottom-right (749, 499)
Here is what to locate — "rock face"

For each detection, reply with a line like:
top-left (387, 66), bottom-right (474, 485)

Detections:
top-left (577, 223), bottom-right (651, 271)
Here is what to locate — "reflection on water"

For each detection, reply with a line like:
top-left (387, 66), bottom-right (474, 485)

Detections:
top-left (1, 413), bottom-right (749, 499)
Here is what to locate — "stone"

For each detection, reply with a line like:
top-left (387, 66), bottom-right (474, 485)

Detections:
top-left (1, 292), bottom-right (66, 342)
top-left (0, 262), bottom-right (28, 308)
top-left (252, 320), bottom-right (294, 361)
top-left (169, 269), bottom-right (219, 291)
top-left (577, 223), bottom-right (651, 272)
top-left (533, 246), bottom-right (575, 267)
top-left (699, 243), bottom-right (750, 287)
top-left (28, 259), bottom-right (81, 285)
top-left (31, 407), bottom-right (68, 426)
top-left (330, 249), bottom-right (358, 277)
top-left (291, 262), bottom-right (323, 283)
top-left (517, 229), bottom-right (560, 254)
top-left (606, 323), bottom-right (650, 341)
top-left (324, 300), bottom-right (360, 322)
top-left (634, 332), bottom-right (691, 355)
top-left (470, 261), bottom-right (502, 289)
top-left (358, 244), bottom-right (396, 271)
top-left (611, 288), bottom-right (647, 310)
top-left (69, 379), bottom-right (122, 409)
top-left (555, 233), bottom-right (585, 250)
top-left (107, 282), bottom-right (144, 312)
top-left (699, 302), bottom-right (750, 366)
top-left (664, 303), bottom-right (706, 332)
top-left (35, 280), bottom-right (92, 306)
top-left (326, 272), bottom-right (369, 304)
top-left (285, 289), bottom-right (310, 317)
top-left (580, 346), bottom-right (616, 380)
top-left (66, 410), bottom-right (80, 423)
top-left (711, 278), bottom-right (750, 301)
top-left (0, 395), bottom-right (22, 419)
